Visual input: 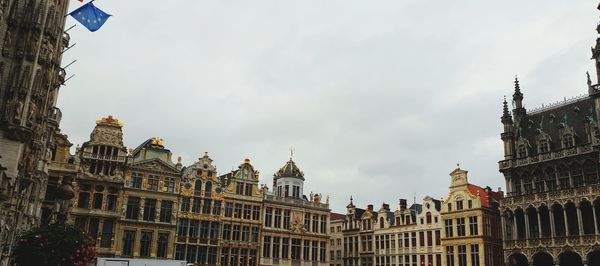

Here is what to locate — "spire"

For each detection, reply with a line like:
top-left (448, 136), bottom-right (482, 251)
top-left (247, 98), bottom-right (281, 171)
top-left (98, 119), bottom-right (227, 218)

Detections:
top-left (592, 4), bottom-right (600, 84)
top-left (513, 76), bottom-right (523, 102)
top-left (501, 96), bottom-right (513, 124)
top-left (512, 75), bottom-right (526, 118)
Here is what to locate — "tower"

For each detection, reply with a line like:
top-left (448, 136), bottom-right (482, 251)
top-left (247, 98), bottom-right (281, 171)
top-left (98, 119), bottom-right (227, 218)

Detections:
top-left (273, 157), bottom-right (305, 199)
top-left (0, 1), bottom-right (71, 264)
top-left (500, 97), bottom-right (515, 160)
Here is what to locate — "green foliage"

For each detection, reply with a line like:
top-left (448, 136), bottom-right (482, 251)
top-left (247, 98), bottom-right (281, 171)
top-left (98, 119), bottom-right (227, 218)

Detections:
top-left (13, 222), bottom-right (97, 266)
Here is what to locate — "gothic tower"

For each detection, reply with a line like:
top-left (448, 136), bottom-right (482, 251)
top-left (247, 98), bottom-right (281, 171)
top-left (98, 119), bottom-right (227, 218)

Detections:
top-left (0, 0), bottom-right (71, 264)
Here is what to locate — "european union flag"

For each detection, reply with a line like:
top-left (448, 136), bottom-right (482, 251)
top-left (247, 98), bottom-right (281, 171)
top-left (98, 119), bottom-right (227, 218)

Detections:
top-left (69, 1), bottom-right (111, 32)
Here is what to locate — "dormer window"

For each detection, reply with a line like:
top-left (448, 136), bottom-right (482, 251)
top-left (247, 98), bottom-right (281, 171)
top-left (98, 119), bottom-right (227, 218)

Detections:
top-left (517, 144), bottom-right (528, 158)
top-left (538, 139), bottom-right (550, 153)
top-left (562, 133), bottom-right (575, 148)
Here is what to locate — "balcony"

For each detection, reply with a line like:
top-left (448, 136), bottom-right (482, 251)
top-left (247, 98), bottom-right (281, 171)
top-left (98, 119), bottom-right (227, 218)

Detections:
top-left (264, 194), bottom-right (329, 209)
top-left (498, 144), bottom-right (594, 170)
top-left (502, 184), bottom-right (600, 208)
top-left (81, 152), bottom-right (126, 163)
top-left (48, 107), bottom-right (62, 126)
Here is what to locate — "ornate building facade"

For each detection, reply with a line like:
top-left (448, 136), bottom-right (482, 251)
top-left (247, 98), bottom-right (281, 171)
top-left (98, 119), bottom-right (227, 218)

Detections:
top-left (0, 0), bottom-right (71, 264)
top-left (174, 152), bottom-right (223, 264)
top-left (260, 158), bottom-right (331, 266)
top-left (341, 199), bottom-right (368, 266)
top-left (498, 6), bottom-right (600, 265)
top-left (219, 159), bottom-right (262, 266)
top-left (68, 116), bottom-right (128, 256)
top-left (116, 137), bottom-right (182, 259)
top-left (441, 166), bottom-right (503, 266)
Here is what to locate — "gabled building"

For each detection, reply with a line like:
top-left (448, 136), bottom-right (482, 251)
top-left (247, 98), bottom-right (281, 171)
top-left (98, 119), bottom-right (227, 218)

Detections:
top-left (330, 212), bottom-right (346, 266)
top-left (69, 116), bottom-right (128, 256)
top-left (261, 157), bottom-right (330, 266)
top-left (116, 137), bottom-right (182, 259)
top-left (441, 166), bottom-right (503, 266)
top-left (219, 159), bottom-right (262, 266)
top-left (341, 198), bottom-right (368, 266)
top-left (175, 152), bottom-right (223, 265)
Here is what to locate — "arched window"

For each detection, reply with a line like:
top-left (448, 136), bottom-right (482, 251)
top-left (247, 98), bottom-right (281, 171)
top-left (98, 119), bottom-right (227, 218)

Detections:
top-left (194, 180), bottom-right (202, 196)
top-left (379, 217), bottom-right (384, 228)
top-left (426, 212), bottom-right (432, 224)
top-left (205, 181), bottom-right (212, 197)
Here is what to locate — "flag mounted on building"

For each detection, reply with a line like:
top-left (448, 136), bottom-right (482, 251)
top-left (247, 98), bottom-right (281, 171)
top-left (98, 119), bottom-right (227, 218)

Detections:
top-left (69, 1), bottom-right (111, 32)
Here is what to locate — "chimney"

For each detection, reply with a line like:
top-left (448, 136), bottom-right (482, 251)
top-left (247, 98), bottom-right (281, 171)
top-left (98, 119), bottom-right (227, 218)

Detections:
top-left (399, 199), bottom-right (407, 211)
top-left (367, 204), bottom-right (374, 211)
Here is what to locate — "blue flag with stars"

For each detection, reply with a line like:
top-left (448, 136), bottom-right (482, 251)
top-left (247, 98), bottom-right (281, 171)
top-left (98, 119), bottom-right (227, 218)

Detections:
top-left (69, 1), bottom-right (111, 32)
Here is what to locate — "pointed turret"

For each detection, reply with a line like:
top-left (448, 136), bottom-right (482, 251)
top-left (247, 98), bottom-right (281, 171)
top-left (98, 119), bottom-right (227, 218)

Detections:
top-left (591, 4), bottom-right (600, 84)
top-left (512, 76), bottom-right (526, 119)
top-left (501, 96), bottom-right (513, 125)
top-left (500, 97), bottom-right (516, 160)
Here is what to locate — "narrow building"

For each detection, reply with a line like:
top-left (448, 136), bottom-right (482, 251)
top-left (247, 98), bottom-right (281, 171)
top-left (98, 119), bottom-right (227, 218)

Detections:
top-left (330, 213), bottom-right (345, 266)
top-left (175, 152), bottom-right (223, 265)
top-left (116, 137), bottom-right (181, 259)
top-left (440, 166), bottom-right (503, 266)
top-left (68, 116), bottom-right (128, 256)
top-left (260, 157), bottom-right (331, 266)
top-left (219, 159), bottom-right (262, 266)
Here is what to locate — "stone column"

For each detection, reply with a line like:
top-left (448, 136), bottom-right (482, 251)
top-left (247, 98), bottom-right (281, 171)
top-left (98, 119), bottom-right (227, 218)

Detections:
top-left (577, 206), bottom-right (584, 235)
top-left (537, 210), bottom-right (543, 237)
top-left (524, 212), bottom-right (530, 239)
top-left (564, 208), bottom-right (570, 236)
top-left (593, 204), bottom-right (599, 234)
top-left (500, 214), bottom-right (507, 239)
top-left (549, 209), bottom-right (556, 238)
top-left (513, 214), bottom-right (518, 239)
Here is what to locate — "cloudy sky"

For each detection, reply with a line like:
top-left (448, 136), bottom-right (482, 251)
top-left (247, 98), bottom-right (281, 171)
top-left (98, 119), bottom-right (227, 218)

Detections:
top-left (60, 1), bottom-right (597, 213)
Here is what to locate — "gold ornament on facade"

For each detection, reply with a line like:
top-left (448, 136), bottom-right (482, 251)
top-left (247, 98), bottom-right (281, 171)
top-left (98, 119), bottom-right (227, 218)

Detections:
top-left (150, 137), bottom-right (164, 147)
top-left (95, 115), bottom-right (124, 128)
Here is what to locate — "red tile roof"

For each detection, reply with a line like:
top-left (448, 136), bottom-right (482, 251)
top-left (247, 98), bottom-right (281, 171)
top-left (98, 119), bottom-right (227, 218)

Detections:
top-left (467, 184), bottom-right (504, 207)
top-left (330, 212), bottom-right (346, 221)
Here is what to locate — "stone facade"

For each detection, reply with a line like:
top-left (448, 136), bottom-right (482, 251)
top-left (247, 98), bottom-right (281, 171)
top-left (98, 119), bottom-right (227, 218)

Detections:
top-left (329, 213), bottom-right (345, 266)
top-left (498, 5), bottom-right (600, 266)
top-left (115, 137), bottom-right (182, 259)
top-left (441, 167), bottom-right (503, 266)
top-left (260, 158), bottom-right (331, 266)
top-left (68, 116), bottom-right (128, 256)
top-left (0, 0), bottom-right (71, 264)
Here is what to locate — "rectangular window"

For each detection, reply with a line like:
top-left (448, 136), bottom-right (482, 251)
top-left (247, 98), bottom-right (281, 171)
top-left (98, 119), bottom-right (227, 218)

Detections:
top-left (427, 231), bottom-right (432, 247)
top-left (273, 237), bottom-right (280, 258)
top-left (236, 182), bottom-right (244, 195)
top-left (444, 219), bottom-right (453, 237)
top-left (126, 197), bottom-right (140, 220)
top-left (89, 218), bottom-right (99, 240)
top-left (164, 177), bottom-right (175, 193)
top-left (156, 233), bottom-right (169, 258)
top-left (320, 215), bottom-right (327, 233)
top-left (320, 241), bottom-right (326, 262)
top-left (312, 215), bottom-right (318, 233)
top-left (203, 199), bottom-right (212, 215)
top-left (192, 197), bottom-right (201, 213)
top-left (242, 225), bottom-right (250, 242)
top-left (457, 245), bottom-right (467, 266)
top-left (456, 218), bottom-right (465, 237)
top-left (467, 200), bottom-right (472, 209)
top-left (159, 201), bottom-right (173, 222)
top-left (143, 199), bottom-right (156, 221)
top-left (243, 204), bottom-right (251, 219)
top-left (283, 210), bottom-right (291, 229)
top-left (181, 197), bottom-right (190, 212)
top-left (470, 244), bottom-right (480, 266)
top-left (189, 220), bottom-right (199, 238)
top-left (274, 209), bottom-right (282, 228)
top-left (252, 206), bottom-right (260, 220)
top-left (245, 183), bottom-right (253, 196)
top-left (147, 175), bottom-right (159, 190)
top-left (122, 230), bottom-right (136, 257)
top-left (78, 192), bottom-right (89, 208)
top-left (435, 230), bottom-right (441, 245)
top-left (232, 225), bottom-right (240, 241)
top-left (213, 200), bottom-right (222, 215)
top-left (303, 240), bottom-right (310, 260)
top-left (177, 219), bottom-right (188, 237)
top-left (252, 226), bottom-right (259, 243)
top-left (263, 236), bottom-right (271, 257)
top-left (140, 231), bottom-right (152, 257)
top-left (131, 173), bottom-right (143, 188)
top-left (225, 202), bottom-right (233, 217)
top-left (265, 207), bottom-right (273, 227)
top-left (106, 194), bottom-right (116, 211)
top-left (469, 216), bottom-right (479, 236)
top-left (456, 200), bottom-right (463, 210)
top-left (447, 203), bottom-right (452, 212)
top-left (312, 240), bottom-right (318, 261)
top-left (419, 232), bottom-right (424, 247)
top-left (234, 203), bottom-right (242, 218)
top-left (411, 232), bottom-right (416, 247)
top-left (222, 224), bottom-right (231, 240)
top-left (291, 238), bottom-right (301, 260)
top-left (281, 238), bottom-right (289, 259)
top-left (92, 193), bottom-right (103, 209)
top-left (446, 246), bottom-right (454, 266)
top-left (100, 220), bottom-right (113, 248)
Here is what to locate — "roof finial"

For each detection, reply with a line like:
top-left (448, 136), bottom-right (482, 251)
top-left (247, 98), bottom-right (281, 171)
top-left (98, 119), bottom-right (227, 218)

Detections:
top-left (502, 96), bottom-right (510, 116)
top-left (514, 75), bottom-right (520, 93)
top-left (587, 71), bottom-right (592, 86)
top-left (456, 162), bottom-right (460, 168)
top-left (350, 195), bottom-right (353, 204)
top-left (289, 147), bottom-right (295, 160)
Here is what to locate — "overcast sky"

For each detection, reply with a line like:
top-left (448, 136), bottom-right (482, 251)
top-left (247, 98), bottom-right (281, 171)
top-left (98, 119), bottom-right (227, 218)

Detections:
top-left (60, 1), bottom-right (598, 213)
